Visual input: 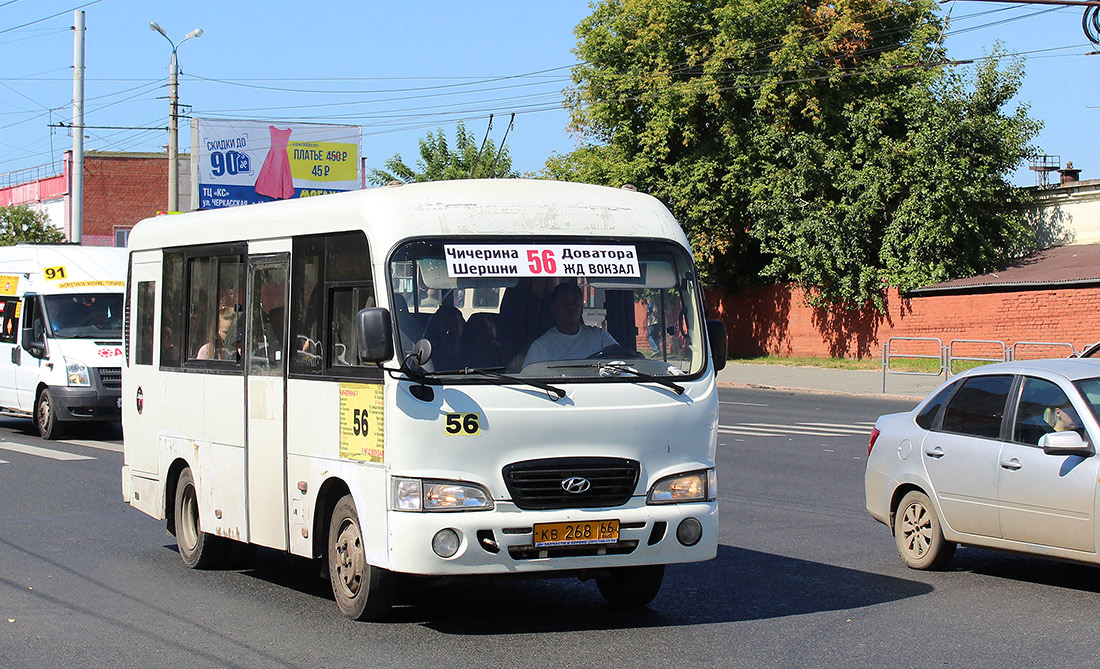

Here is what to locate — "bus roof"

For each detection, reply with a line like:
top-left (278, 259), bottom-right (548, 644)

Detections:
top-left (127, 179), bottom-right (689, 256)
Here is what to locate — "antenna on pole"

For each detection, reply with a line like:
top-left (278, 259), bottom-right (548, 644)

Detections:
top-left (469, 114), bottom-right (494, 178)
top-left (488, 113), bottom-right (516, 178)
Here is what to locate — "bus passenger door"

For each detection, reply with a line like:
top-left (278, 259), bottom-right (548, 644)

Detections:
top-left (245, 255), bottom-right (289, 550)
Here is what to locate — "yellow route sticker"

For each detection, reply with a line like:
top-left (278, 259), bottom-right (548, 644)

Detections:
top-left (339, 383), bottom-right (384, 462)
top-left (42, 266), bottom-right (67, 281)
top-left (0, 275), bottom-right (19, 296)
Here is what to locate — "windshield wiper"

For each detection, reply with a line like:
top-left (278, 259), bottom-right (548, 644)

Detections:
top-left (549, 361), bottom-right (685, 395)
top-left (429, 366), bottom-right (566, 400)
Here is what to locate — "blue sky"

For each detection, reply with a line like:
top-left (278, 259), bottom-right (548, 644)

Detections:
top-left (1, 0), bottom-right (1097, 186)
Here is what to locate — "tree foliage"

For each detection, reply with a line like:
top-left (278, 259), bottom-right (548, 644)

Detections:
top-left (368, 120), bottom-right (518, 185)
top-left (0, 205), bottom-right (67, 245)
top-left (551, 0), bottom-right (1041, 308)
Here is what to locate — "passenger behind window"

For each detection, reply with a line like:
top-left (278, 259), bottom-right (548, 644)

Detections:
top-left (1045, 403), bottom-right (1083, 435)
top-left (423, 304), bottom-right (464, 371)
top-left (461, 313), bottom-right (504, 369)
top-left (197, 302), bottom-right (238, 361)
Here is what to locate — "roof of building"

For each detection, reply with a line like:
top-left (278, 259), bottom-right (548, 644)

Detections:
top-left (908, 243), bottom-right (1100, 296)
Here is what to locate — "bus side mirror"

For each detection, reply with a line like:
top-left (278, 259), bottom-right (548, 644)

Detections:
top-left (707, 319), bottom-right (727, 372)
top-left (21, 325), bottom-right (46, 359)
top-left (356, 307), bottom-right (394, 364)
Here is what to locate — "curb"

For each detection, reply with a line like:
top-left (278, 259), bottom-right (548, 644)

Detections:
top-left (716, 380), bottom-right (926, 402)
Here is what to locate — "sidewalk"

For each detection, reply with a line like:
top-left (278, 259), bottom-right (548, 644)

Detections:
top-left (716, 362), bottom-right (945, 401)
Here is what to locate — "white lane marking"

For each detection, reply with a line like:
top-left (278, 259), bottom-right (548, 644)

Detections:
top-left (0, 441), bottom-right (95, 461)
top-left (728, 423), bottom-right (869, 435)
top-left (718, 428), bottom-right (786, 437)
top-left (61, 439), bottom-right (123, 453)
top-left (799, 421), bottom-right (877, 428)
top-left (0, 459), bottom-right (8, 464)
top-left (720, 401), bottom-right (768, 407)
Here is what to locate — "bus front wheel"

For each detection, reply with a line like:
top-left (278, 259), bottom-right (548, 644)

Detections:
top-left (35, 388), bottom-right (63, 440)
top-left (174, 467), bottom-right (227, 569)
top-left (328, 495), bottom-right (395, 621)
top-left (596, 564), bottom-right (665, 608)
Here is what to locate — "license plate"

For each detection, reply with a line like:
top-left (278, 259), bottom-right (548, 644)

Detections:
top-left (532, 519), bottom-right (619, 547)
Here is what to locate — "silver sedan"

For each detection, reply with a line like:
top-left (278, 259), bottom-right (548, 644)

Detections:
top-left (866, 358), bottom-right (1100, 570)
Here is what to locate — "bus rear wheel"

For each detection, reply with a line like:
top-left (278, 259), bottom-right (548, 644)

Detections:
top-left (596, 564), bottom-right (665, 608)
top-left (328, 495), bottom-right (395, 621)
top-left (174, 467), bottom-right (227, 569)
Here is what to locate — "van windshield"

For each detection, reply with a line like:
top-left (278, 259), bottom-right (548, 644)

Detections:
top-left (389, 240), bottom-right (706, 379)
top-left (43, 293), bottom-right (123, 339)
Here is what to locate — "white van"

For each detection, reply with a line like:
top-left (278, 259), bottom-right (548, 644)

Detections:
top-left (0, 244), bottom-right (127, 438)
top-left (121, 180), bottom-right (727, 620)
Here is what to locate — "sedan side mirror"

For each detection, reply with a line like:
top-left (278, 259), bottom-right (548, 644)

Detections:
top-left (1040, 431), bottom-right (1093, 457)
top-left (707, 319), bottom-right (727, 372)
top-left (355, 307), bottom-right (394, 364)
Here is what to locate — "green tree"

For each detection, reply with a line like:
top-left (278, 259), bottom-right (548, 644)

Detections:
top-left (552, 0), bottom-right (1041, 308)
top-left (367, 120), bottom-right (518, 185)
top-left (0, 205), bottom-right (67, 245)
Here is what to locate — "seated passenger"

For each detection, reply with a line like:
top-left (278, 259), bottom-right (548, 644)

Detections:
top-left (523, 282), bottom-right (617, 366)
top-left (461, 313), bottom-right (504, 369)
top-left (424, 304), bottom-right (465, 371)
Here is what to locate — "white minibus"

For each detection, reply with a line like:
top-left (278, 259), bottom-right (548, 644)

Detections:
top-left (0, 244), bottom-right (126, 438)
top-left (121, 179), bottom-right (727, 620)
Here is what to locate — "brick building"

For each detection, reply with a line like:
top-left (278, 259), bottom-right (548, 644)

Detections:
top-left (0, 151), bottom-right (191, 246)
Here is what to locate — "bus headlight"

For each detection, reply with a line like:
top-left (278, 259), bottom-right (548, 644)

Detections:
top-left (647, 468), bottom-right (716, 504)
top-left (392, 477), bottom-right (493, 512)
top-left (66, 359), bottom-right (90, 387)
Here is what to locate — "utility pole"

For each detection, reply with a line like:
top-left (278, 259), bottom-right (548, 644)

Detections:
top-left (150, 22), bottom-right (202, 213)
top-left (72, 10), bottom-right (84, 243)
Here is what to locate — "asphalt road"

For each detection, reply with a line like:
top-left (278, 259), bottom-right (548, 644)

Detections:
top-left (3, 387), bottom-right (1100, 668)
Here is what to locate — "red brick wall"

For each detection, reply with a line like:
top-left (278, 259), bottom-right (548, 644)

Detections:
top-left (81, 154), bottom-right (167, 245)
top-left (707, 284), bottom-right (1100, 360)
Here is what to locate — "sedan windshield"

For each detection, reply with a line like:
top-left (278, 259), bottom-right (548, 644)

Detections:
top-left (1074, 378), bottom-right (1100, 425)
top-left (389, 240), bottom-right (706, 380)
top-left (43, 293), bottom-right (123, 339)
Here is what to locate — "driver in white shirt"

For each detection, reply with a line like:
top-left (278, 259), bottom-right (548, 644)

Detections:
top-left (523, 282), bottom-right (618, 366)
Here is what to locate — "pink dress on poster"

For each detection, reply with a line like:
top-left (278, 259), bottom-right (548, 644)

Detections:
top-left (255, 125), bottom-right (295, 199)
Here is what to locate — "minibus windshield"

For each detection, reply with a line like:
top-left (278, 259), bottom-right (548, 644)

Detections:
top-left (389, 240), bottom-right (706, 380)
top-left (43, 293), bottom-right (123, 339)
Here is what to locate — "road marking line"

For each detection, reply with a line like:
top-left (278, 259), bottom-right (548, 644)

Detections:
top-left (0, 459), bottom-right (8, 464)
top-left (798, 421), bottom-right (876, 429)
top-left (719, 401), bottom-right (768, 407)
top-left (61, 439), bottom-right (123, 453)
top-left (0, 441), bottom-right (95, 461)
top-left (719, 429), bottom-right (786, 437)
top-left (726, 423), bottom-right (868, 435)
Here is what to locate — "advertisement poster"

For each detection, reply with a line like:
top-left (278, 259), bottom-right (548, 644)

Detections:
top-left (192, 119), bottom-right (361, 209)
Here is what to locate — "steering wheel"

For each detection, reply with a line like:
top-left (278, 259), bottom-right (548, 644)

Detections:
top-left (586, 344), bottom-right (639, 360)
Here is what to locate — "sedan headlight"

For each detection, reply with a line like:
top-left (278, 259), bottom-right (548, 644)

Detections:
top-left (66, 359), bottom-right (90, 387)
top-left (647, 468), bottom-right (716, 504)
top-left (392, 477), bottom-right (493, 512)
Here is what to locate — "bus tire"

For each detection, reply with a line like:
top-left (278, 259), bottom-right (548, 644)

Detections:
top-left (596, 564), bottom-right (665, 608)
top-left (174, 467), bottom-right (227, 569)
top-left (35, 388), bottom-right (63, 440)
top-left (328, 494), bottom-right (395, 621)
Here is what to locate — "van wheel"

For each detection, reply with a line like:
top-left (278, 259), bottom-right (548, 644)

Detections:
top-left (328, 494), bottom-right (395, 621)
top-left (894, 490), bottom-right (956, 570)
top-left (596, 564), bottom-right (665, 608)
top-left (35, 388), bottom-right (63, 440)
top-left (174, 467), bottom-right (227, 569)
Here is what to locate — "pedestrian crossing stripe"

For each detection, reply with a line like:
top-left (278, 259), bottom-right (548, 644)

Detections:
top-left (0, 441), bottom-right (95, 461)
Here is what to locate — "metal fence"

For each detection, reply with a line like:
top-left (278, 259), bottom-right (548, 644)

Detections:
top-left (882, 337), bottom-right (1083, 392)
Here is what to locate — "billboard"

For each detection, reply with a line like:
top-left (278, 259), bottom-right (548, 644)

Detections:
top-left (192, 119), bottom-right (361, 209)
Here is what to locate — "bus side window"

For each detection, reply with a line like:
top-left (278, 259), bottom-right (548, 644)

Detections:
top-left (0, 298), bottom-right (19, 344)
top-left (290, 232), bottom-right (374, 375)
top-left (134, 282), bottom-right (155, 366)
top-left (161, 251), bottom-right (184, 367)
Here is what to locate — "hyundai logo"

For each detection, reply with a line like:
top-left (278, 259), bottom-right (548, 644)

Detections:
top-left (561, 476), bottom-right (591, 494)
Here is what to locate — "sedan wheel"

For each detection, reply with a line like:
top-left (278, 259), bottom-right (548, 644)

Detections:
top-left (894, 490), bottom-right (956, 570)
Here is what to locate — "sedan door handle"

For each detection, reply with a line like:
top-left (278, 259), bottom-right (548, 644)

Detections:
top-left (924, 445), bottom-right (945, 459)
top-left (1000, 458), bottom-right (1023, 471)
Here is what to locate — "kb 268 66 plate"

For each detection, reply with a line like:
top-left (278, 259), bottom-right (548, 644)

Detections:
top-left (532, 519), bottom-right (619, 547)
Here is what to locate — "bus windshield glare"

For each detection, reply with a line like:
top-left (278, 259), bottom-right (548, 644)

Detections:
top-left (389, 240), bottom-right (706, 379)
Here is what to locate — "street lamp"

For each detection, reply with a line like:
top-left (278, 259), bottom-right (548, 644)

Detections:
top-left (150, 21), bottom-right (202, 213)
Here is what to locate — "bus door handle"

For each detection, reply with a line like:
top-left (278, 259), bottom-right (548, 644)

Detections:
top-left (11, 347), bottom-right (19, 365)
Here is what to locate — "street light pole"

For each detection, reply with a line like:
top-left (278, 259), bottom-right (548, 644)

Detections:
top-left (150, 22), bottom-right (202, 213)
